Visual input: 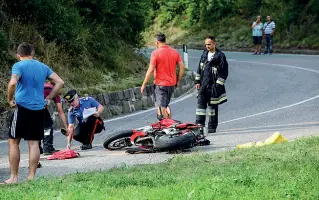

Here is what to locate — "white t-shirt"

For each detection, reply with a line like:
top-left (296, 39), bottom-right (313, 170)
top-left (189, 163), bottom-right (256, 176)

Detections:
top-left (208, 51), bottom-right (215, 61)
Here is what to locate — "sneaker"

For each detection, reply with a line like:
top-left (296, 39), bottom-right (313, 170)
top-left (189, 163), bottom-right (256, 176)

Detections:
top-left (263, 51), bottom-right (268, 55)
top-left (252, 52), bottom-right (257, 55)
top-left (43, 149), bottom-right (59, 156)
top-left (207, 128), bottom-right (216, 133)
top-left (80, 143), bottom-right (92, 150)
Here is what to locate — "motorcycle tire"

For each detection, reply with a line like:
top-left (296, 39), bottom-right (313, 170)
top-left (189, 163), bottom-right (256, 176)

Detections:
top-left (153, 131), bottom-right (196, 150)
top-left (103, 130), bottom-right (133, 150)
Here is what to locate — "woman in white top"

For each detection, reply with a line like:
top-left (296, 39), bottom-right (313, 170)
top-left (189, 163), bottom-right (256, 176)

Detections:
top-left (251, 16), bottom-right (263, 55)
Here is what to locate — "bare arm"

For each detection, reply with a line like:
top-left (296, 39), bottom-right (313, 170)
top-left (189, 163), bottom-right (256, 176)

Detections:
top-left (97, 104), bottom-right (104, 115)
top-left (141, 64), bottom-right (156, 93)
top-left (67, 124), bottom-right (74, 148)
top-left (56, 103), bottom-right (68, 129)
top-left (176, 61), bottom-right (185, 86)
top-left (7, 74), bottom-right (19, 107)
top-left (46, 73), bottom-right (64, 101)
top-left (94, 104), bottom-right (104, 117)
top-left (8, 75), bottom-right (19, 101)
top-left (251, 22), bottom-right (257, 29)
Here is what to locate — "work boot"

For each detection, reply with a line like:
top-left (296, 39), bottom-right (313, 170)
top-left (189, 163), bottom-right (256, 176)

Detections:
top-left (207, 128), bottom-right (216, 133)
top-left (80, 143), bottom-right (92, 150)
top-left (43, 149), bottom-right (59, 156)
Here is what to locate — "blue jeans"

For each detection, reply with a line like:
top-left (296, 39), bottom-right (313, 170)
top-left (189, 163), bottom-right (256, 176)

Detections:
top-left (264, 35), bottom-right (273, 53)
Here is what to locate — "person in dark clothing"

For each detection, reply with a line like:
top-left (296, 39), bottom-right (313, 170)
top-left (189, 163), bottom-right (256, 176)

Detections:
top-left (194, 36), bottom-right (228, 133)
top-left (39, 81), bottom-right (68, 155)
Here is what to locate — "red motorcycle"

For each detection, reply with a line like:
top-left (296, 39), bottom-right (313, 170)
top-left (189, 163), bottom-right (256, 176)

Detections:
top-left (103, 119), bottom-right (210, 153)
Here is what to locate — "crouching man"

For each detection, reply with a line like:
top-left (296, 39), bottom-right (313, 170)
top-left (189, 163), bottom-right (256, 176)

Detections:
top-left (64, 89), bottom-right (105, 150)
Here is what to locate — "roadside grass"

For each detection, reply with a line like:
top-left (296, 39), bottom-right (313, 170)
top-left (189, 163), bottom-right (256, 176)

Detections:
top-left (1, 136), bottom-right (319, 199)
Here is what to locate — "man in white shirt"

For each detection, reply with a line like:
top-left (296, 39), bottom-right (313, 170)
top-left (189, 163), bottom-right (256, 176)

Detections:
top-left (263, 15), bottom-right (276, 54)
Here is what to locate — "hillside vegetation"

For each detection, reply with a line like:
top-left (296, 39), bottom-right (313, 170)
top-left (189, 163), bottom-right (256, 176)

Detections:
top-left (144, 0), bottom-right (319, 50)
top-left (0, 0), bottom-right (152, 109)
top-left (1, 1), bottom-right (318, 109)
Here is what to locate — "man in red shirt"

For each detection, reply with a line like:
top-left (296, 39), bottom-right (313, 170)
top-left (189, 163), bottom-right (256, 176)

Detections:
top-left (141, 33), bottom-right (185, 120)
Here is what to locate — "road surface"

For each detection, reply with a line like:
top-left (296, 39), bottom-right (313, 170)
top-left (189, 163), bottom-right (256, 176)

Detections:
top-left (1, 50), bottom-right (319, 181)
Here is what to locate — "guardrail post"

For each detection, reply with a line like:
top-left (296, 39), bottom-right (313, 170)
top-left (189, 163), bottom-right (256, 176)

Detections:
top-left (183, 44), bottom-right (189, 69)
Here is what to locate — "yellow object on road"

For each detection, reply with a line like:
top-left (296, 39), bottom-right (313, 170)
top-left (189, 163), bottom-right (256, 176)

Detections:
top-left (236, 142), bottom-right (256, 149)
top-left (264, 132), bottom-right (288, 144)
top-left (237, 132), bottom-right (288, 149)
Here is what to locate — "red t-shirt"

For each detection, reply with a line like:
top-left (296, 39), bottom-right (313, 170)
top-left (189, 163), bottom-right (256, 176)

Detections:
top-left (44, 83), bottom-right (61, 103)
top-left (150, 45), bottom-right (182, 86)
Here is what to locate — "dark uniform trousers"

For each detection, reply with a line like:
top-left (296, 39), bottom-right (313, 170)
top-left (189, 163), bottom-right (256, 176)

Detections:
top-left (196, 85), bottom-right (218, 130)
top-left (42, 107), bottom-right (55, 152)
top-left (73, 116), bottom-right (104, 145)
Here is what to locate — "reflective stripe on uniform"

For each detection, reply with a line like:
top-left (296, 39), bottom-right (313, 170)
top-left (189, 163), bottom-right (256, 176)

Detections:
top-left (200, 63), bottom-right (204, 69)
top-left (196, 108), bottom-right (206, 116)
top-left (216, 79), bottom-right (224, 85)
top-left (195, 74), bottom-right (201, 80)
top-left (216, 77), bottom-right (225, 85)
top-left (210, 96), bottom-right (227, 104)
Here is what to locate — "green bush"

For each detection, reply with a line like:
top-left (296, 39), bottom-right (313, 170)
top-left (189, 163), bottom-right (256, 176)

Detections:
top-left (0, 0), bottom-right (152, 108)
top-left (145, 0), bottom-right (319, 50)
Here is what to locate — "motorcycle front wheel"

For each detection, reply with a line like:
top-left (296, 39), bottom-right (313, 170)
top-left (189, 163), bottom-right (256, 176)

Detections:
top-left (103, 130), bottom-right (133, 150)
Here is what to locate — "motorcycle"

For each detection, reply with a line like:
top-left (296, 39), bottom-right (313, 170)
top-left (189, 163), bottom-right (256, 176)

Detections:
top-left (103, 119), bottom-right (210, 153)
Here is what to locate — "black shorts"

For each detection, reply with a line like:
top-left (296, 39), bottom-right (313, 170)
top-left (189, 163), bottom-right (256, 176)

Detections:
top-left (253, 36), bottom-right (262, 45)
top-left (154, 85), bottom-right (175, 107)
top-left (8, 105), bottom-right (44, 140)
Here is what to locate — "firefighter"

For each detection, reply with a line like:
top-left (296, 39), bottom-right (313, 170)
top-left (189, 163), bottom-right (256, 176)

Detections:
top-left (195, 36), bottom-right (228, 133)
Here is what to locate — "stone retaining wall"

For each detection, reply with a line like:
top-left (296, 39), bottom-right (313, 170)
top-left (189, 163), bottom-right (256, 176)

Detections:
top-left (0, 72), bottom-right (195, 139)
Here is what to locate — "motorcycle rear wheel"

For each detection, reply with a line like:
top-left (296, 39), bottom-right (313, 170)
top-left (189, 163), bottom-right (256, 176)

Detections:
top-left (153, 131), bottom-right (196, 150)
top-left (103, 130), bottom-right (133, 150)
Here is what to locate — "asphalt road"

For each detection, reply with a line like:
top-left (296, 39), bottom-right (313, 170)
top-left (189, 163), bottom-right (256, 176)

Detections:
top-left (1, 50), bottom-right (319, 182)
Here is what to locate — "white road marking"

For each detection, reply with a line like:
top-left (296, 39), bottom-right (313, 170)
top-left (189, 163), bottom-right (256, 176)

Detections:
top-left (219, 94), bottom-right (319, 124)
top-left (219, 121), bottom-right (319, 133)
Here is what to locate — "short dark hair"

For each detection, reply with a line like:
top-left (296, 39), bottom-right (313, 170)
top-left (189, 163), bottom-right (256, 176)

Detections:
top-left (155, 33), bottom-right (166, 43)
top-left (17, 43), bottom-right (33, 57)
top-left (205, 36), bottom-right (216, 42)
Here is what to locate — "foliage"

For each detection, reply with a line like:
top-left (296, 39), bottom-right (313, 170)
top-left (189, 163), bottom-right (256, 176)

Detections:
top-left (146, 0), bottom-right (319, 49)
top-left (0, 0), bottom-right (152, 109)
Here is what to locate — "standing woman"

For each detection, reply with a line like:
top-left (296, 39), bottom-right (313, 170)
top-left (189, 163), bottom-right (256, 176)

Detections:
top-left (251, 16), bottom-right (263, 55)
